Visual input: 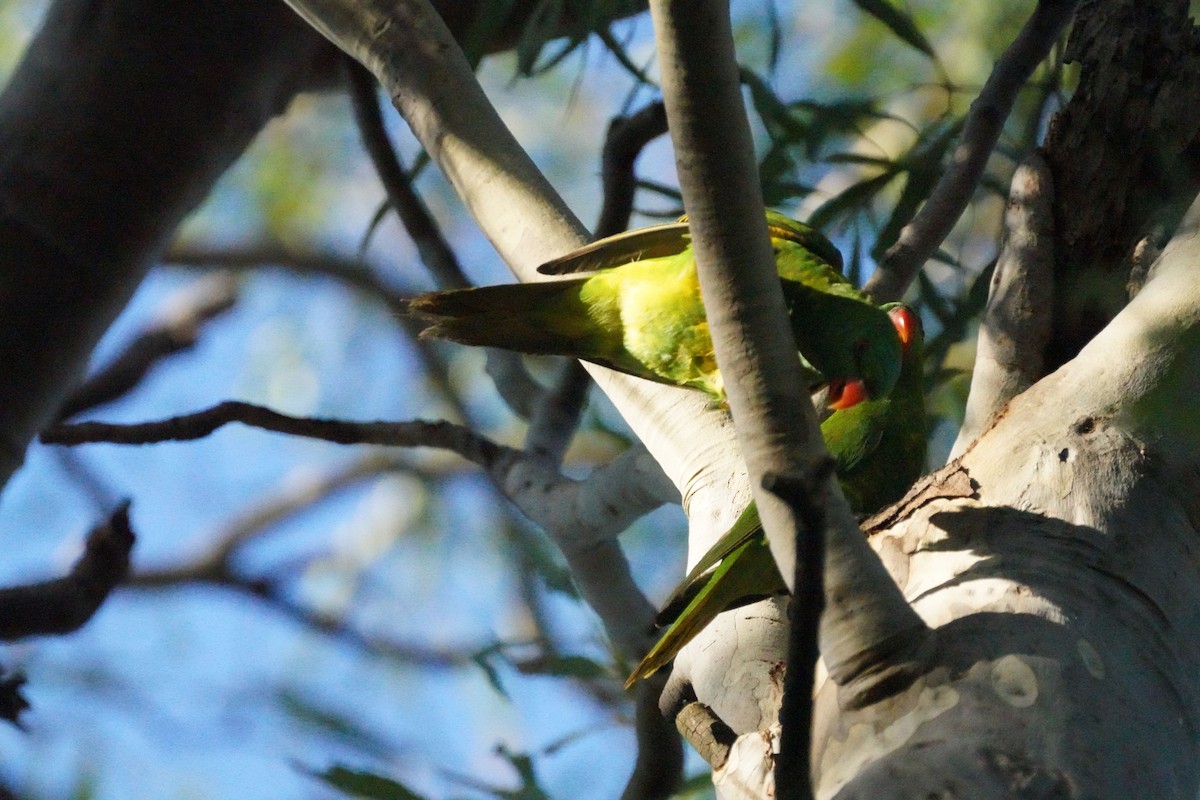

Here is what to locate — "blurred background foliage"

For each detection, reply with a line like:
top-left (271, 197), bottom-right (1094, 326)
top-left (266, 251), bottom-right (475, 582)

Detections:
top-left (0, 1), bottom-right (1065, 798)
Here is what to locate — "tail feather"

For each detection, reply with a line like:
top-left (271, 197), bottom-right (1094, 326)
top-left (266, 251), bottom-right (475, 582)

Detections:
top-left (408, 280), bottom-right (601, 358)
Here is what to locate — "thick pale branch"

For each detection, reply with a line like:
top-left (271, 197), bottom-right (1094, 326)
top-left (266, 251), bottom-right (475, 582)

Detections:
top-left (650, 4), bottom-right (928, 792)
top-left (865, 0), bottom-right (1079, 303)
top-left (650, 0), bottom-right (926, 675)
top-left (649, 0), bottom-right (812, 596)
top-left (279, 0), bottom-right (737, 517)
top-left (950, 152), bottom-right (1055, 458)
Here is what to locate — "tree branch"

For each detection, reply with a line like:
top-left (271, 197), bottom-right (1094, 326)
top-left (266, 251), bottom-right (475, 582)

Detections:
top-left (1042, 0), bottom-right (1200, 368)
top-left (345, 55), bottom-right (471, 290)
top-left (951, 152), bottom-right (1055, 458)
top-left (865, 0), bottom-right (1079, 303)
top-left (42, 400), bottom-right (504, 459)
top-left (56, 274), bottom-right (238, 421)
top-left (0, 502), bottom-right (134, 640)
top-left (278, 0), bottom-right (735, 531)
top-left (621, 673), bottom-right (684, 800)
top-left (345, 54), bottom-right (575, 424)
top-left (597, 101), bottom-right (669, 239)
top-left (0, 0), bottom-right (331, 488)
top-left (649, 2), bottom-right (930, 791)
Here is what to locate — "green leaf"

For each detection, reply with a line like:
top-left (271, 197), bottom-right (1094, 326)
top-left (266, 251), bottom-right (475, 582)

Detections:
top-left (872, 117), bottom-right (965, 258)
top-left (528, 654), bottom-right (608, 681)
top-left (308, 765), bottom-right (426, 800)
top-left (807, 169), bottom-right (900, 230)
top-left (472, 644), bottom-right (511, 699)
top-left (494, 745), bottom-right (552, 800)
top-left (849, 0), bottom-right (939, 63)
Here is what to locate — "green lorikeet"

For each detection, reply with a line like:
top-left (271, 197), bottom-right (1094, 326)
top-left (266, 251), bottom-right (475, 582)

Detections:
top-left (409, 211), bottom-right (902, 408)
top-left (626, 305), bottom-right (926, 686)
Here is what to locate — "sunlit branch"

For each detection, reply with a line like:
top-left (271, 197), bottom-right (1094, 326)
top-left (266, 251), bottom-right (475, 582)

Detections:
top-left (0, 502), bottom-right (134, 640)
top-left (674, 702), bottom-right (735, 769)
top-left (865, 0), bottom-right (1079, 303)
top-left (951, 152), bottom-right (1055, 458)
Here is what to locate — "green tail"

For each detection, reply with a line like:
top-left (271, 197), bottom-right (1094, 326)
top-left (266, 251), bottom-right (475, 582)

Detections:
top-left (409, 280), bottom-right (609, 359)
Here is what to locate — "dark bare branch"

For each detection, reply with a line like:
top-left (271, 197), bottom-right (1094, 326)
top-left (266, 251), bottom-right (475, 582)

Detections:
top-left (597, 102), bottom-right (669, 239)
top-left (42, 400), bottom-right (504, 461)
top-left (866, 0), bottom-right (1079, 303)
top-left (0, 502), bottom-right (134, 640)
top-left (56, 274), bottom-right (238, 421)
top-left (621, 672), bottom-right (684, 800)
top-left (345, 56), bottom-right (472, 290)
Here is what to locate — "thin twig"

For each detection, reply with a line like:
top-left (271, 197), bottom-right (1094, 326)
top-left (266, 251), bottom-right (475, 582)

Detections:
top-left (865, 0), bottom-right (1079, 302)
top-left (57, 274), bottom-right (238, 421)
top-left (346, 56), bottom-right (558, 421)
top-left (41, 400), bottom-right (506, 461)
top-left (0, 502), bottom-right (135, 640)
top-left (345, 55), bottom-right (471, 289)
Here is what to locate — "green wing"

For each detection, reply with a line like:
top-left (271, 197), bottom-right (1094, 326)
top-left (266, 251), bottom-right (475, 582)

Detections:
top-left (627, 306), bottom-right (926, 684)
top-left (411, 210), bottom-right (901, 402)
top-left (625, 533), bottom-right (778, 688)
top-left (537, 220), bottom-right (692, 275)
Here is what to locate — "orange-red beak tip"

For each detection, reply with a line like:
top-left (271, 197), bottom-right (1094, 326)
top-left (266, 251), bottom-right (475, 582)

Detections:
top-left (889, 306), bottom-right (917, 349)
top-left (827, 378), bottom-right (868, 410)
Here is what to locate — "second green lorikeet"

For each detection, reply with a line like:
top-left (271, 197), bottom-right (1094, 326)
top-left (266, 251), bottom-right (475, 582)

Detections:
top-left (409, 211), bottom-right (902, 408)
top-left (626, 304), bottom-right (926, 686)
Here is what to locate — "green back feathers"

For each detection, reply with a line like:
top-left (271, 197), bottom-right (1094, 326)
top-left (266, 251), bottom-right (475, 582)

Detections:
top-left (410, 210), bottom-right (902, 403)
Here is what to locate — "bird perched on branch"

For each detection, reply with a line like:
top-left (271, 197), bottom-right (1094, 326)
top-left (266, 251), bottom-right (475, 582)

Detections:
top-left (626, 304), bottom-right (926, 686)
top-left (408, 210), bottom-right (902, 408)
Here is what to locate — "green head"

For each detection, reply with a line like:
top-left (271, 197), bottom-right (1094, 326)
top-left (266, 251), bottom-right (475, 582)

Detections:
top-left (817, 301), bottom-right (907, 409)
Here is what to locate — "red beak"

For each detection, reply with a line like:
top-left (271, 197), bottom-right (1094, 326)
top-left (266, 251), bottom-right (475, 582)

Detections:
top-left (827, 378), bottom-right (868, 410)
top-left (889, 306), bottom-right (917, 351)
